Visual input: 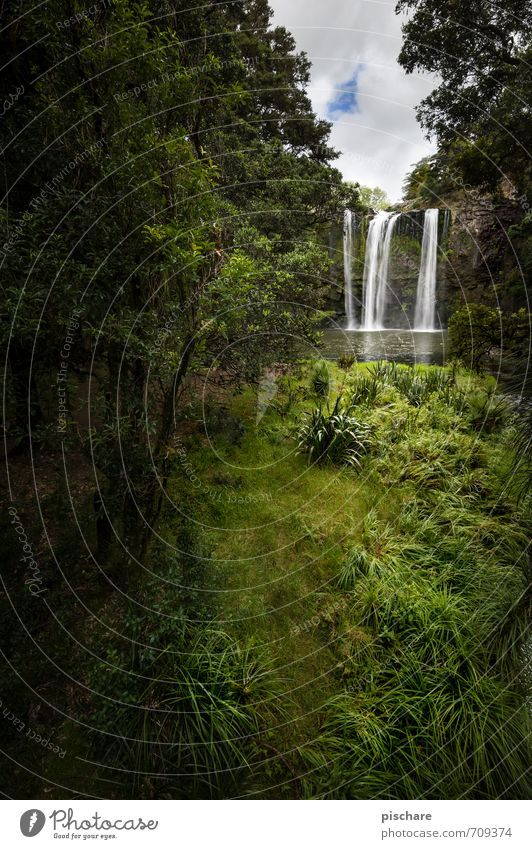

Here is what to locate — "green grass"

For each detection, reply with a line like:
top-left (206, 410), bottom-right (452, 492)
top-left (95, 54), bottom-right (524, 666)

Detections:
top-left (153, 362), bottom-right (529, 797)
top-left (86, 360), bottom-right (530, 798)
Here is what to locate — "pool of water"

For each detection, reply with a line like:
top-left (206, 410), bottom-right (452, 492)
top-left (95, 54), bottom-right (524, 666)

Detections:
top-left (321, 328), bottom-right (448, 366)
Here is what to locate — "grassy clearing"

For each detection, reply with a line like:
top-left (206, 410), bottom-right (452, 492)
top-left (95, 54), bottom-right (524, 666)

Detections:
top-left (78, 360), bottom-right (530, 798)
top-left (149, 360), bottom-right (530, 798)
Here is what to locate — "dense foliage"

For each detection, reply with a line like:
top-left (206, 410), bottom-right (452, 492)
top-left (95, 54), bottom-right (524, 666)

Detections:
top-left (1, 0), bottom-right (358, 552)
top-left (399, 1), bottom-right (531, 363)
top-left (397, 0), bottom-right (532, 193)
top-left (153, 361), bottom-right (530, 799)
top-left (0, 0), bottom-right (359, 799)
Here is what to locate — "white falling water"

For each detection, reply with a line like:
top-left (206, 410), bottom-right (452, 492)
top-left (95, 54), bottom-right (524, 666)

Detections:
top-left (414, 208), bottom-right (439, 331)
top-left (374, 212), bottom-right (400, 329)
top-left (362, 211), bottom-right (395, 330)
top-left (343, 209), bottom-right (356, 330)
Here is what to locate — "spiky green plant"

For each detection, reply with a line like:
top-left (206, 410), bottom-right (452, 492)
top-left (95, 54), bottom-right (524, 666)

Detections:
top-left (301, 662), bottom-right (530, 799)
top-left (337, 546), bottom-right (374, 589)
top-left (296, 395), bottom-right (372, 467)
top-left (350, 375), bottom-right (380, 407)
top-left (337, 354), bottom-right (356, 371)
top-left (368, 361), bottom-right (456, 407)
top-left (311, 360), bottom-right (331, 398)
top-left (464, 387), bottom-right (510, 432)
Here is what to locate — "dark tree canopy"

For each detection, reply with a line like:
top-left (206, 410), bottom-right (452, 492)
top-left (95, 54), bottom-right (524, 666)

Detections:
top-left (397, 1), bottom-right (532, 193)
top-left (396, 0), bottom-right (532, 151)
top-left (0, 0), bottom-right (359, 557)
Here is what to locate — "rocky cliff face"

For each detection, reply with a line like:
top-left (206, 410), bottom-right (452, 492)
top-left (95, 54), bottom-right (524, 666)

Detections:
top-left (441, 192), bottom-right (525, 314)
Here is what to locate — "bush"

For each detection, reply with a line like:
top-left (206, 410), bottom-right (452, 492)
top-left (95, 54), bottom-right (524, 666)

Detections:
top-left (368, 361), bottom-right (455, 406)
top-left (296, 395), bottom-right (371, 467)
top-left (337, 354), bottom-right (356, 371)
top-left (448, 304), bottom-right (503, 372)
top-left (336, 546), bottom-right (374, 589)
top-left (311, 360), bottom-right (331, 398)
top-left (464, 387), bottom-right (510, 432)
top-left (350, 375), bottom-right (380, 407)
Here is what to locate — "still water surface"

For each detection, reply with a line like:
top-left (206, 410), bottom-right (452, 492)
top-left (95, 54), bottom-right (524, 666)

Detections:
top-left (321, 328), bottom-right (447, 366)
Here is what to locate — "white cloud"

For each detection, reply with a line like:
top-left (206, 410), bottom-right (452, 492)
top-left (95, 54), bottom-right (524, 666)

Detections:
top-left (268, 0), bottom-right (437, 201)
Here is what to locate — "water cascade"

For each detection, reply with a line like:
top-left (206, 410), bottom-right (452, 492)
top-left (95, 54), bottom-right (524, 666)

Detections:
top-left (342, 206), bottom-right (445, 330)
top-left (362, 211), bottom-right (394, 330)
top-left (414, 208), bottom-right (439, 330)
top-left (441, 208), bottom-right (451, 245)
top-left (374, 212), bottom-right (400, 329)
top-left (343, 209), bottom-right (356, 329)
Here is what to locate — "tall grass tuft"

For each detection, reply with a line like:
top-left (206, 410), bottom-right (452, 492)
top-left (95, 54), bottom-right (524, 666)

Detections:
top-left (296, 395), bottom-right (372, 467)
top-left (350, 375), bottom-right (380, 407)
top-left (311, 360), bottom-right (331, 399)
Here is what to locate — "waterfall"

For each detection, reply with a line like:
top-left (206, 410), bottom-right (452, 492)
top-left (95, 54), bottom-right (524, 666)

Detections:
top-left (374, 212), bottom-right (400, 328)
top-left (362, 211), bottom-right (396, 330)
top-left (414, 209), bottom-right (439, 331)
top-left (343, 209), bottom-right (356, 330)
top-left (342, 206), bottom-right (443, 331)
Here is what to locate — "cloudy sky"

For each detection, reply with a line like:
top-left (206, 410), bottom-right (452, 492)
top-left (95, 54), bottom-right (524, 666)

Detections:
top-left (268, 0), bottom-right (437, 201)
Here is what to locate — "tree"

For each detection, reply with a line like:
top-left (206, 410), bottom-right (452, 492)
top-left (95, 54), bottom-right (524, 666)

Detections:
top-left (396, 0), bottom-right (532, 192)
top-left (448, 304), bottom-right (504, 372)
top-left (1, 0), bottom-right (350, 560)
top-left (358, 185), bottom-right (390, 211)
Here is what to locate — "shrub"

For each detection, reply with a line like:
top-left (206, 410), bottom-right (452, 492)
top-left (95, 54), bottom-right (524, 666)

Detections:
top-left (337, 354), bottom-right (356, 371)
top-left (296, 395), bottom-right (371, 467)
top-left (448, 304), bottom-right (503, 372)
top-left (350, 375), bottom-right (380, 407)
top-left (464, 387), bottom-right (510, 432)
top-left (311, 360), bottom-right (331, 398)
top-left (337, 547), bottom-right (374, 589)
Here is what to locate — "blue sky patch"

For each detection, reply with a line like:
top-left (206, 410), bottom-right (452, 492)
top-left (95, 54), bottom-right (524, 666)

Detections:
top-left (326, 66), bottom-right (364, 119)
